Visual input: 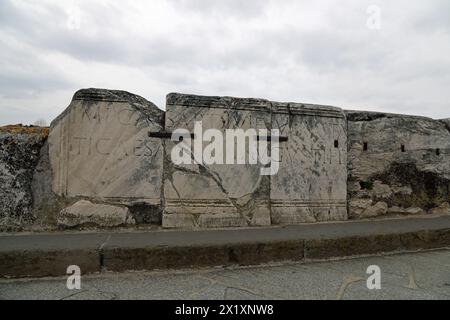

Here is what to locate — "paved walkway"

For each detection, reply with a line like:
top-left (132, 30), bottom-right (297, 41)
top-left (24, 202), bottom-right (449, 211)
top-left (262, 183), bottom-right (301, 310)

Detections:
top-left (1, 215), bottom-right (450, 277)
top-left (3, 215), bottom-right (450, 250)
top-left (1, 249), bottom-right (449, 300)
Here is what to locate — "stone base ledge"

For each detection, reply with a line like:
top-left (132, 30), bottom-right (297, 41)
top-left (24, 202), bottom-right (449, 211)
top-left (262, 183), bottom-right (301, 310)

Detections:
top-left (1, 216), bottom-right (450, 278)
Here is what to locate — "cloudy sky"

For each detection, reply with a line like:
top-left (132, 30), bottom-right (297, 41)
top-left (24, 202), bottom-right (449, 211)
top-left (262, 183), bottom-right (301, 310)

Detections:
top-left (0, 0), bottom-right (449, 125)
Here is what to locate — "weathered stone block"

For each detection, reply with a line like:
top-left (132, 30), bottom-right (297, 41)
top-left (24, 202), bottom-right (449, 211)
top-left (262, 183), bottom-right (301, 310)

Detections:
top-left (429, 202), bottom-right (450, 215)
top-left (163, 93), bottom-right (272, 228)
top-left (361, 201), bottom-right (388, 218)
top-left (4, 88), bottom-right (450, 231)
top-left (198, 214), bottom-right (248, 228)
top-left (387, 206), bottom-right (408, 215)
top-left (48, 89), bottom-right (164, 214)
top-left (57, 200), bottom-right (135, 228)
top-left (0, 125), bottom-right (48, 230)
top-left (405, 207), bottom-right (423, 215)
top-left (371, 180), bottom-right (393, 198)
top-left (271, 102), bottom-right (348, 224)
top-left (347, 111), bottom-right (450, 218)
top-left (162, 213), bottom-right (197, 229)
top-left (349, 198), bottom-right (373, 219)
top-left (162, 94), bottom-right (348, 228)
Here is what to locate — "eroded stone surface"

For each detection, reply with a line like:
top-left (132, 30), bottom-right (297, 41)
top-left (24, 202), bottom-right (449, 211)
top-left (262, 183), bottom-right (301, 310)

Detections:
top-left (347, 111), bottom-right (450, 218)
top-left (57, 200), bottom-right (135, 228)
top-left (271, 102), bottom-right (347, 224)
top-left (361, 201), bottom-right (388, 218)
top-left (429, 202), bottom-right (450, 215)
top-left (371, 181), bottom-right (393, 198)
top-left (163, 93), bottom-right (271, 228)
top-left (349, 199), bottom-right (373, 219)
top-left (3, 89), bottom-right (450, 231)
top-left (387, 206), bottom-right (408, 215)
top-left (163, 93), bottom-right (348, 228)
top-left (0, 125), bottom-right (48, 230)
top-left (48, 89), bottom-right (164, 214)
top-left (405, 207), bottom-right (426, 215)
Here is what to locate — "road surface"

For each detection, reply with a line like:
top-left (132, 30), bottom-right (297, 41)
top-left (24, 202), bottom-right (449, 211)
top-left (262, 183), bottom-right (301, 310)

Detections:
top-left (1, 249), bottom-right (449, 300)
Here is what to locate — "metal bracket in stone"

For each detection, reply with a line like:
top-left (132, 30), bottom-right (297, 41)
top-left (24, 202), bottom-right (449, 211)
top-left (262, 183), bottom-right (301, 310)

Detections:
top-left (148, 131), bottom-right (194, 140)
top-left (149, 131), bottom-right (288, 142)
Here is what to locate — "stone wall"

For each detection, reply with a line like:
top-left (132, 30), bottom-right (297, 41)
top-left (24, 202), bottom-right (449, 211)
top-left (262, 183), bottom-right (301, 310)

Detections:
top-left (347, 111), bottom-right (450, 219)
top-left (163, 94), bottom-right (347, 228)
top-left (271, 101), bottom-right (347, 224)
top-left (0, 125), bottom-right (48, 231)
top-left (0, 88), bottom-right (449, 231)
top-left (163, 94), bottom-right (273, 228)
top-left (48, 89), bottom-right (165, 228)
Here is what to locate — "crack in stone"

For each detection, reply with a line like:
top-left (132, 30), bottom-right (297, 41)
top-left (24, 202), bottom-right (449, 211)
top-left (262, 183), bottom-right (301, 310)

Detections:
top-left (336, 275), bottom-right (364, 300)
top-left (59, 290), bottom-right (88, 300)
top-left (406, 265), bottom-right (419, 290)
top-left (223, 286), bottom-right (264, 299)
top-left (165, 138), bottom-right (255, 224)
top-left (59, 283), bottom-right (119, 300)
top-left (187, 275), bottom-right (219, 299)
top-left (205, 273), bottom-right (285, 300)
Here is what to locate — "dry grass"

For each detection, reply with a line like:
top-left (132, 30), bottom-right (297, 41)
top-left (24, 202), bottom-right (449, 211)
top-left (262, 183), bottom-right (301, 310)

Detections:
top-left (0, 124), bottom-right (49, 136)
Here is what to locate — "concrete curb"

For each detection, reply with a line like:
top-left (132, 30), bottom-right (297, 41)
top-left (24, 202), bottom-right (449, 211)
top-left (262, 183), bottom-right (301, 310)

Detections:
top-left (2, 216), bottom-right (450, 278)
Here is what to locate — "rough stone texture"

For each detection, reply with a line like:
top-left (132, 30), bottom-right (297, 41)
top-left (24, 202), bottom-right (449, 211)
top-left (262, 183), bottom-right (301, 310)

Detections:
top-left (271, 102), bottom-right (347, 224)
top-left (57, 200), bottom-right (135, 228)
top-left (31, 141), bottom-right (67, 227)
top-left (440, 118), bottom-right (450, 132)
top-left (347, 111), bottom-right (450, 219)
top-left (162, 213), bottom-right (197, 229)
top-left (349, 198), bottom-right (373, 218)
top-left (387, 206), bottom-right (407, 215)
top-left (0, 125), bottom-right (48, 230)
top-left (163, 93), bottom-right (272, 228)
top-left (163, 93), bottom-right (347, 228)
top-left (2, 89), bottom-right (450, 231)
top-left (48, 89), bottom-right (165, 225)
top-left (429, 202), bottom-right (450, 215)
top-left (360, 201), bottom-right (388, 218)
top-left (405, 207), bottom-right (426, 215)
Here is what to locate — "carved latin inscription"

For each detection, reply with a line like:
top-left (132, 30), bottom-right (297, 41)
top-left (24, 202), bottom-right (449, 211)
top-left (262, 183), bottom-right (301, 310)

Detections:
top-left (48, 90), bottom-right (163, 203)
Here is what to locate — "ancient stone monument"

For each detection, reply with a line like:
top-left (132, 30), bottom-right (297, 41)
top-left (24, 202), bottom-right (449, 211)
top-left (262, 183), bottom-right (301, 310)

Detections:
top-left (0, 88), bottom-right (449, 231)
top-left (48, 89), bottom-right (165, 226)
top-left (163, 94), bottom-right (273, 228)
top-left (162, 94), bottom-right (347, 228)
top-left (347, 111), bottom-right (450, 218)
top-left (270, 102), bottom-right (347, 224)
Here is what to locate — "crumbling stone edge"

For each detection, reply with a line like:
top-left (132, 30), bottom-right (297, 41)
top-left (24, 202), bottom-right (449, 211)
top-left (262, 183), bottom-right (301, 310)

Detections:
top-left (1, 228), bottom-right (450, 278)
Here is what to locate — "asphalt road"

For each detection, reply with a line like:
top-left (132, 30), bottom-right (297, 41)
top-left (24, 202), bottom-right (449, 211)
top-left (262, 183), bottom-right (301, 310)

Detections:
top-left (1, 249), bottom-right (449, 300)
top-left (3, 216), bottom-right (450, 251)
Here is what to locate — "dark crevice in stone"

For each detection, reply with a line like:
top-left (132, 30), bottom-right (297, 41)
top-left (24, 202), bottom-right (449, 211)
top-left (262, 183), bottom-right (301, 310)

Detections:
top-left (359, 180), bottom-right (374, 190)
top-left (371, 162), bottom-right (450, 210)
top-left (345, 110), bottom-right (434, 122)
top-left (345, 111), bottom-right (391, 122)
top-left (128, 202), bottom-right (162, 225)
top-left (440, 119), bottom-right (450, 134)
top-left (228, 248), bottom-right (238, 263)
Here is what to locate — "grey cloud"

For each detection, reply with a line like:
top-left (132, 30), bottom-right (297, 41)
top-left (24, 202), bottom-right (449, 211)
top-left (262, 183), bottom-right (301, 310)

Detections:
top-left (0, 0), bottom-right (449, 125)
top-left (168, 0), bottom-right (271, 18)
top-left (0, 39), bottom-right (73, 99)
